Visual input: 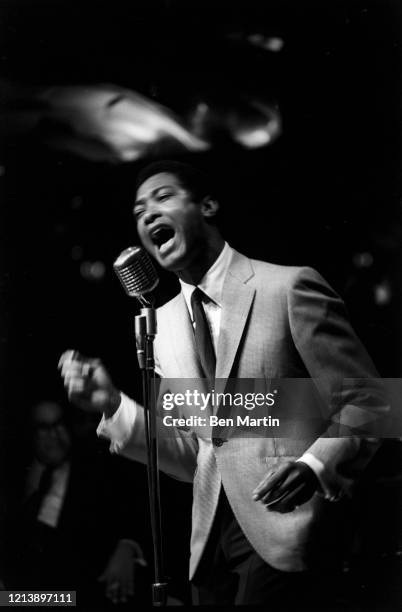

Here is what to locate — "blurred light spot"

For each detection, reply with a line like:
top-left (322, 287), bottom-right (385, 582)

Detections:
top-left (231, 103), bottom-right (282, 149)
top-left (188, 96), bottom-right (281, 149)
top-left (234, 127), bottom-right (271, 148)
top-left (247, 34), bottom-right (284, 52)
top-left (80, 260), bottom-right (106, 282)
top-left (191, 102), bottom-right (210, 129)
top-left (70, 196), bottom-right (83, 210)
top-left (0, 165), bottom-right (5, 177)
top-left (265, 37), bottom-right (285, 52)
top-left (374, 281), bottom-right (392, 306)
top-left (353, 252), bottom-right (373, 268)
top-left (71, 245), bottom-right (84, 261)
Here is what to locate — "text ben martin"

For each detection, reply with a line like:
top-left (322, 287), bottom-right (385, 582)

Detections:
top-left (162, 414), bottom-right (280, 427)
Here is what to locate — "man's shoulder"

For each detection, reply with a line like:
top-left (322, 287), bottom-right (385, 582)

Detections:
top-left (228, 251), bottom-right (336, 307)
top-left (250, 256), bottom-right (302, 278)
top-left (236, 250), bottom-right (321, 287)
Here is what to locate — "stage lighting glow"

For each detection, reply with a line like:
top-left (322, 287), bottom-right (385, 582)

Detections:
top-left (374, 281), bottom-right (392, 306)
top-left (247, 34), bottom-right (284, 52)
top-left (353, 252), bottom-right (374, 268)
top-left (80, 260), bottom-right (106, 281)
top-left (233, 126), bottom-right (272, 148)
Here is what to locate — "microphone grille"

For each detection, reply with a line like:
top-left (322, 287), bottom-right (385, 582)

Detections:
top-left (113, 246), bottom-right (159, 298)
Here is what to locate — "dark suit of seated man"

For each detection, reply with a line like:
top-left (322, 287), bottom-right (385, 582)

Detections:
top-left (5, 400), bottom-right (151, 608)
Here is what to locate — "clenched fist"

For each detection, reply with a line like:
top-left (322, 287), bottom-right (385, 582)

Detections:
top-left (58, 350), bottom-right (121, 418)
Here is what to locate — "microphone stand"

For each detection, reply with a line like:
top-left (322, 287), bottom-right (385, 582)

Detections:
top-left (135, 303), bottom-right (168, 607)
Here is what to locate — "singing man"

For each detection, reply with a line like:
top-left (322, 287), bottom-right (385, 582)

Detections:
top-left (59, 160), bottom-right (382, 606)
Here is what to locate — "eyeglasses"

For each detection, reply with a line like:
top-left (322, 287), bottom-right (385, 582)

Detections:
top-left (34, 418), bottom-right (66, 434)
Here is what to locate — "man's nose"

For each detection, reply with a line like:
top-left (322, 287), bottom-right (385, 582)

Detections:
top-left (143, 207), bottom-right (162, 226)
top-left (49, 425), bottom-right (63, 438)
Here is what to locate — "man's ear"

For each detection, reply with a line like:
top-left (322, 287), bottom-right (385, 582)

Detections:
top-left (201, 196), bottom-right (219, 219)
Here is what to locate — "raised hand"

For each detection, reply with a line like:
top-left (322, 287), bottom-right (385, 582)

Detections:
top-left (58, 350), bottom-right (121, 417)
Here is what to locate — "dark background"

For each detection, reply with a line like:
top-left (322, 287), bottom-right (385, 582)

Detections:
top-left (1, 0), bottom-right (402, 603)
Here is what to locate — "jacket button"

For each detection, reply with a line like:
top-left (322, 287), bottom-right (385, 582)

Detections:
top-left (212, 437), bottom-right (225, 447)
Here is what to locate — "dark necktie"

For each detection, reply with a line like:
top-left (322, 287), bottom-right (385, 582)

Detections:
top-left (191, 287), bottom-right (216, 381)
top-left (22, 466), bottom-right (56, 567)
top-left (37, 466), bottom-right (54, 499)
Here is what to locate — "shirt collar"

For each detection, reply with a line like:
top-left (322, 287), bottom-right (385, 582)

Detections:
top-left (180, 242), bottom-right (233, 315)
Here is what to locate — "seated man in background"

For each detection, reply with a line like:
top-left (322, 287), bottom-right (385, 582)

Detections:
top-left (4, 400), bottom-right (151, 607)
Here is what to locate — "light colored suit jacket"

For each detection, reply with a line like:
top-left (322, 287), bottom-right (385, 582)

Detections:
top-left (115, 249), bottom-right (382, 578)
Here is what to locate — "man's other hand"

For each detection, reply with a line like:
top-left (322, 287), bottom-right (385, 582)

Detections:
top-left (252, 461), bottom-right (318, 513)
top-left (98, 540), bottom-right (146, 605)
top-left (58, 350), bottom-right (121, 418)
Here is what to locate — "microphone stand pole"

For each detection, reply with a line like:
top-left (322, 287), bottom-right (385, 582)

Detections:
top-left (135, 306), bottom-right (168, 607)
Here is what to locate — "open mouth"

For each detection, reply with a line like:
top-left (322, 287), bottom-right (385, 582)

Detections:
top-left (150, 226), bottom-right (176, 252)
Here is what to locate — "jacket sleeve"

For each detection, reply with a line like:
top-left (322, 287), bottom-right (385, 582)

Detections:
top-left (288, 266), bottom-right (388, 498)
top-left (98, 350), bottom-right (198, 483)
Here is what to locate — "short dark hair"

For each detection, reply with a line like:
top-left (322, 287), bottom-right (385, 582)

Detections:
top-left (135, 160), bottom-right (214, 203)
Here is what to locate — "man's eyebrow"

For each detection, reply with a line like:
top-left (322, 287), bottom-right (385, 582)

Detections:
top-left (133, 197), bottom-right (144, 208)
top-left (134, 185), bottom-right (175, 207)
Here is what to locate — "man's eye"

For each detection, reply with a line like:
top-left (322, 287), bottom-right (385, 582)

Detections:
top-left (157, 192), bottom-right (172, 201)
top-left (133, 208), bottom-right (144, 219)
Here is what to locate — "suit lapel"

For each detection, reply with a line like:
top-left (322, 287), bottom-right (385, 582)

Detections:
top-left (216, 251), bottom-right (255, 380)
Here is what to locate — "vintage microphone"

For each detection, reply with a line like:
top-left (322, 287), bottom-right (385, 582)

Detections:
top-left (113, 246), bottom-right (158, 304)
top-left (113, 246), bottom-right (167, 607)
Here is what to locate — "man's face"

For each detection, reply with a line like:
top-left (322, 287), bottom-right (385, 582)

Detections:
top-left (133, 172), bottom-right (209, 272)
top-left (32, 402), bottom-right (72, 467)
